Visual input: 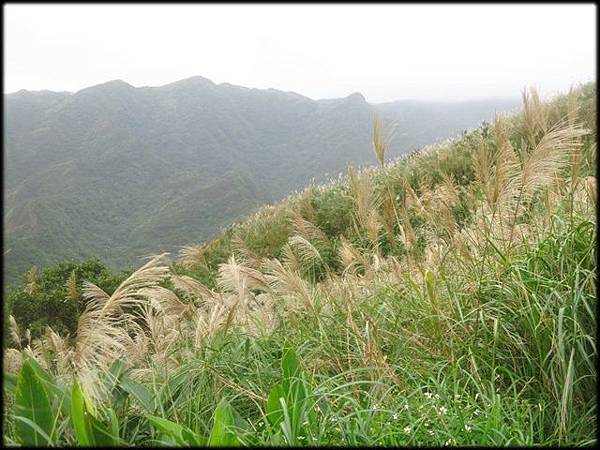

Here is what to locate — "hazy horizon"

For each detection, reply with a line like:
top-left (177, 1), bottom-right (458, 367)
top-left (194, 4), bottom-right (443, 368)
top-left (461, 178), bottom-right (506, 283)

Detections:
top-left (4, 4), bottom-right (596, 102)
top-left (4, 73), bottom-right (531, 104)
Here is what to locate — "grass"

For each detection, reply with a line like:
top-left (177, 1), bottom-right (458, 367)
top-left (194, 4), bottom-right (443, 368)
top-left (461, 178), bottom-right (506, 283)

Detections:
top-left (2, 83), bottom-right (597, 447)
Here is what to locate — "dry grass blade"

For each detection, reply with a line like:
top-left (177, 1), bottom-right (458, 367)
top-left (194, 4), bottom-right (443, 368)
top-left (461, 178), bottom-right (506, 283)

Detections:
top-left (262, 258), bottom-right (315, 310)
top-left (290, 211), bottom-right (329, 246)
top-left (348, 166), bottom-right (381, 245)
top-left (517, 120), bottom-right (588, 205)
top-left (71, 254), bottom-right (171, 399)
top-left (217, 255), bottom-right (268, 295)
top-left (372, 112), bottom-right (397, 168)
top-left (338, 236), bottom-right (369, 276)
top-left (171, 274), bottom-right (213, 303)
top-left (3, 348), bottom-right (23, 374)
top-left (194, 303), bottom-right (229, 346)
top-left (8, 315), bottom-right (22, 349)
top-left (140, 286), bottom-right (194, 317)
top-left (231, 235), bottom-right (262, 268)
top-left (178, 244), bottom-right (207, 269)
top-left (25, 266), bottom-right (40, 296)
top-left (288, 235), bottom-right (323, 269)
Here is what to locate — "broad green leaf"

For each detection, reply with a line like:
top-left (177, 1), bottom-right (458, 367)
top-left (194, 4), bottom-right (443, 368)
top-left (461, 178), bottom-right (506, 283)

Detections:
top-left (12, 416), bottom-right (53, 446)
top-left (282, 348), bottom-right (301, 382)
top-left (71, 381), bottom-right (91, 446)
top-left (119, 376), bottom-right (155, 414)
top-left (147, 416), bottom-right (204, 446)
top-left (107, 407), bottom-right (120, 444)
top-left (103, 358), bottom-right (127, 393)
top-left (23, 355), bottom-right (53, 384)
top-left (208, 399), bottom-right (239, 447)
top-left (87, 411), bottom-right (118, 446)
top-left (266, 383), bottom-right (285, 428)
top-left (23, 355), bottom-right (70, 415)
top-left (14, 360), bottom-right (54, 447)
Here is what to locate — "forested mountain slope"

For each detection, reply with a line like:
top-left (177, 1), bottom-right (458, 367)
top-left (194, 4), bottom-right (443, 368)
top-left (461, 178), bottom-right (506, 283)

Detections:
top-left (4, 76), bottom-right (519, 282)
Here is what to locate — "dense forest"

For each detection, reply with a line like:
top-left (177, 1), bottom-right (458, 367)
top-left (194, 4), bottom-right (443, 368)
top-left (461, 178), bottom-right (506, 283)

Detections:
top-left (4, 76), bottom-right (519, 283)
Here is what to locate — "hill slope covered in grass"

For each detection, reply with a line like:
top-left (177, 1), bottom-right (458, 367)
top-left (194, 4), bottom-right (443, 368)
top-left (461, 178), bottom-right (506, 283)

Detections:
top-left (4, 76), bottom-right (520, 283)
top-left (3, 83), bottom-right (596, 447)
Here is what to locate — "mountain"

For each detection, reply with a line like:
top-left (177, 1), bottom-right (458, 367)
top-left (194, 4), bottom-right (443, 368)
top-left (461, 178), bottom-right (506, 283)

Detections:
top-left (3, 76), bottom-right (520, 283)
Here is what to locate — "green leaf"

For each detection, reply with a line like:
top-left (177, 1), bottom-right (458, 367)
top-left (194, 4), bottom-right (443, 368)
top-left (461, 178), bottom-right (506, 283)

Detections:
top-left (12, 416), bottom-right (54, 446)
top-left (108, 408), bottom-right (121, 444)
top-left (14, 360), bottom-right (54, 446)
top-left (282, 348), bottom-right (301, 382)
top-left (70, 381), bottom-right (91, 446)
top-left (147, 416), bottom-right (204, 446)
top-left (119, 376), bottom-right (155, 414)
top-left (208, 399), bottom-right (240, 447)
top-left (266, 384), bottom-right (285, 428)
top-left (23, 355), bottom-right (70, 415)
top-left (87, 411), bottom-right (119, 446)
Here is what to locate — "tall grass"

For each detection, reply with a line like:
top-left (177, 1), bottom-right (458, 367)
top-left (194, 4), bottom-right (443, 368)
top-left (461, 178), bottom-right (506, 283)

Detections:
top-left (3, 83), bottom-right (596, 447)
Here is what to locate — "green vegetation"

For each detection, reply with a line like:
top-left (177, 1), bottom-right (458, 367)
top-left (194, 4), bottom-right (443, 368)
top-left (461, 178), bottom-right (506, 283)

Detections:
top-left (4, 77), bottom-right (520, 283)
top-left (3, 83), bottom-right (596, 446)
top-left (4, 259), bottom-right (132, 345)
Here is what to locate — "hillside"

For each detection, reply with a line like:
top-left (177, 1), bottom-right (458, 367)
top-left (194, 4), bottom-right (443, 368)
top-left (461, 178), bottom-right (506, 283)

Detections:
top-left (3, 83), bottom-right (596, 446)
top-left (4, 77), bottom-right (520, 283)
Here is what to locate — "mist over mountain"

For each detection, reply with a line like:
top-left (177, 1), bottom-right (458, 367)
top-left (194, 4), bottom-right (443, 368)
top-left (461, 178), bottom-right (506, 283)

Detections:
top-left (3, 76), bottom-right (520, 283)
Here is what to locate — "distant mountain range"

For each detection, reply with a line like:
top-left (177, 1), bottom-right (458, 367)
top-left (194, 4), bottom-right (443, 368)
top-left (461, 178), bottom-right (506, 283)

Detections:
top-left (3, 76), bottom-right (520, 283)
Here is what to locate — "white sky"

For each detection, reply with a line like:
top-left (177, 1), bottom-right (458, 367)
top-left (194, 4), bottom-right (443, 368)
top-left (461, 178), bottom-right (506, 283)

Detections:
top-left (3, 3), bottom-right (596, 102)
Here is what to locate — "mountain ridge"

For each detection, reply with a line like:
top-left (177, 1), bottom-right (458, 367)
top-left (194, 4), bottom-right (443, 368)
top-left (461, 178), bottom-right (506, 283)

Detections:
top-left (3, 76), bottom-right (521, 284)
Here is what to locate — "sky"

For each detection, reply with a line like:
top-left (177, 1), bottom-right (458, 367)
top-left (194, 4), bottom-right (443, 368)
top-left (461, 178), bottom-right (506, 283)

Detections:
top-left (3, 3), bottom-right (596, 102)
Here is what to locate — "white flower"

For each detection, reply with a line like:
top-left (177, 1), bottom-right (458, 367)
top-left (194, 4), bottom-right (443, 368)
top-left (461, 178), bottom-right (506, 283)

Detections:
top-left (429, 430), bottom-right (435, 436)
top-left (373, 404), bottom-right (379, 409)
top-left (424, 392), bottom-right (433, 399)
top-left (392, 413), bottom-right (399, 420)
top-left (403, 426), bottom-right (411, 433)
top-left (403, 404), bottom-right (409, 411)
top-left (464, 425), bottom-right (472, 432)
top-left (438, 406), bottom-right (448, 415)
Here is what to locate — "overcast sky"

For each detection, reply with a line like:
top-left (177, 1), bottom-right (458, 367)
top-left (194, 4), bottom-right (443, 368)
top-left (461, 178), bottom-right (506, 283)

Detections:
top-left (3, 4), bottom-right (596, 102)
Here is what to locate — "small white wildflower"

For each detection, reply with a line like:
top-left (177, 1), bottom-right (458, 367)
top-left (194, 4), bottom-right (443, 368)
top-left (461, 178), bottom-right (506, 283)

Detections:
top-left (403, 426), bottom-right (411, 433)
top-left (392, 413), bottom-right (399, 420)
top-left (429, 430), bottom-right (435, 436)
top-left (373, 404), bottom-right (379, 409)
top-left (434, 394), bottom-right (440, 400)
top-left (473, 409), bottom-right (480, 416)
top-left (403, 403), bottom-right (409, 411)
top-left (298, 436), bottom-right (305, 440)
top-left (424, 392), bottom-right (433, 399)
top-left (438, 406), bottom-right (448, 415)
top-left (464, 425), bottom-right (472, 432)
